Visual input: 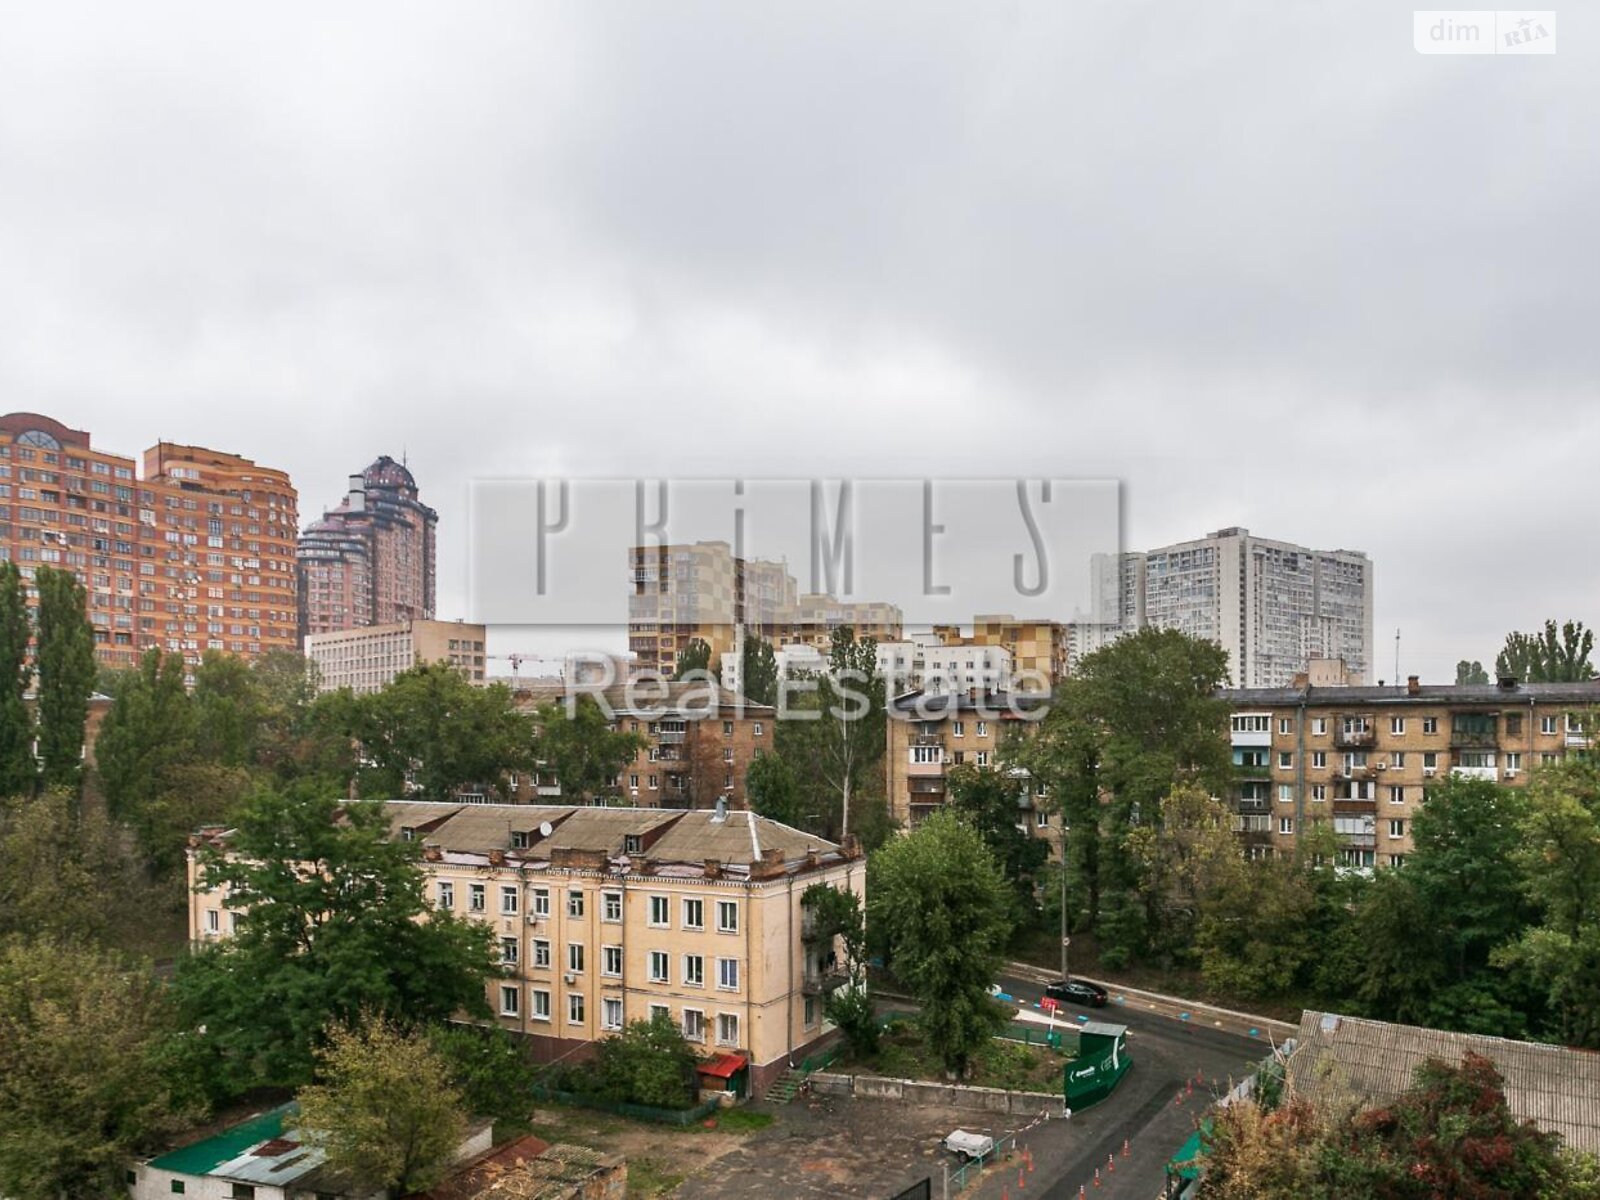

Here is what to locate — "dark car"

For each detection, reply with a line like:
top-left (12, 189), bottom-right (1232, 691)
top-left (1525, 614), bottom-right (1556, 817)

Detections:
top-left (1044, 979), bottom-right (1108, 1008)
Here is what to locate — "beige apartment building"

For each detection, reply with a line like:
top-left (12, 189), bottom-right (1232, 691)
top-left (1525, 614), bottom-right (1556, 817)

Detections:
top-left (513, 682), bottom-right (774, 810)
top-left (1226, 676), bottom-right (1600, 867)
top-left (930, 615), bottom-right (1069, 693)
top-left (305, 618), bottom-right (487, 694)
top-left (189, 802), bottom-right (864, 1094)
top-left (884, 690), bottom-right (1051, 830)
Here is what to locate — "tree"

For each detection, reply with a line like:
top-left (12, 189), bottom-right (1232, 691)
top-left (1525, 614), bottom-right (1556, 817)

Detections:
top-left (946, 764), bottom-right (1049, 927)
top-left (740, 632), bottom-right (779, 706)
top-left (191, 652), bottom-right (262, 767)
top-left (530, 695), bottom-right (645, 803)
top-left (775, 626), bottom-right (886, 838)
top-left (0, 937), bottom-right (188, 1200)
top-left (294, 1016), bottom-right (467, 1199)
top-left (1455, 659), bottom-right (1490, 686)
top-left (427, 1023), bottom-right (535, 1126)
top-left (672, 637), bottom-right (714, 681)
top-left (0, 561), bottom-right (33, 796)
top-left (351, 665), bottom-right (533, 801)
top-left (1496, 619), bottom-right (1597, 683)
top-left (1121, 783), bottom-right (1244, 966)
top-left (170, 787), bottom-right (497, 1098)
top-left (32, 566), bottom-right (96, 793)
top-left (802, 882), bottom-right (877, 1056)
top-left (746, 749), bottom-right (806, 827)
top-left (0, 790), bottom-right (125, 945)
top-left (93, 649), bottom-right (196, 852)
top-left (593, 1014), bottom-right (700, 1109)
top-left (868, 810), bottom-right (1011, 1077)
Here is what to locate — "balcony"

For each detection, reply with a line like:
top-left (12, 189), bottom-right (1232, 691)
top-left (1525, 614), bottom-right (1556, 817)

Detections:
top-left (1237, 798), bottom-right (1269, 813)
top-left (907, 754), bottom-right (945, 777)
top-left (1338, 833), bottom-right (1377, 849)
top-left (1334, 726), bottom-right (1376, 749)
top-left (1450, 729), bottom-right (1498, 750)
top-left (657, 730), bottom-right (687, 745)
top-left (1567, 731), bottom-right (1592, 749)
top-left (1451, 765), bottom-right (1500, 781)
top-left (1233, 763), bottom-right (1272, 781)
top-left (801, 967), bottom-right (849, 996)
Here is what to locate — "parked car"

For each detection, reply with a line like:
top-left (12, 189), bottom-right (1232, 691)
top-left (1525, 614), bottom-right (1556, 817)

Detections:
top-left (1044, 978), bottom-right (1108, 1008)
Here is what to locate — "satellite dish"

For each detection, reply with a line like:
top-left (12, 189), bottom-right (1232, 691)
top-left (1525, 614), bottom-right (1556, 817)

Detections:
top-left (538, 822), bottom-right (553, 838)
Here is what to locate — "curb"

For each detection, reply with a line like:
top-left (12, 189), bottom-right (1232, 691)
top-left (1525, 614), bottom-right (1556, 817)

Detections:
top-left (1004, 961), bottom-right (1298, 1039)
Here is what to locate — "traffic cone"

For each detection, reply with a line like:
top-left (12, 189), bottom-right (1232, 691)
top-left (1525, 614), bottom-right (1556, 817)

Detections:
top-left (1107, 1152), bottom-right (1115, 1173)
top-left (1017, 1165), bottom-right (1026, 1189)
top-left (1002, 1188), bottom-right (1008, 1200)
top-left (1093, 1166), bottom-right (1101, 1187)
top-left (1079, 1187), bottom-right (1087, 1199)
top-left (1122, 1138), bottom-right (1130, 1158)
top-left (1027, 1150), bottom-right (1034, 1174)
top-left (1186, 1078), bottom-right (1194, 1097)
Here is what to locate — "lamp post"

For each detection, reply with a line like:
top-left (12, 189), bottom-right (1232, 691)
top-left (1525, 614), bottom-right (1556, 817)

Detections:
top-left (1060, 822), bottom-right (1070, 981)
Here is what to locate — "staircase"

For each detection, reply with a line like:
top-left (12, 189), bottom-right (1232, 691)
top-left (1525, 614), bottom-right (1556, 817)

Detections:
top-left (763, 1066), bottom-right (806, 1104)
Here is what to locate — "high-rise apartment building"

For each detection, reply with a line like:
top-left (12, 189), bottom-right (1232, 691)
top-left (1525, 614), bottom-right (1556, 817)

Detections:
top-left (627, 541), bottom-right (902, 677)
top-left (1069, 530), bottom-right (1373, 688)
top-left (0, 412), bottom-right (298, 670)
top-left (297, 456), bottom-right (437, 639)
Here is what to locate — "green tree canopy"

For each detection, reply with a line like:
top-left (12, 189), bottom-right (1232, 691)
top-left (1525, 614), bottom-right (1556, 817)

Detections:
top-left (868, 810), bottom-right (1011, 1076)
top-left (592, 1013), bottom-right (700, 1109)
top-left (294, 1016), bottom-right (467, 1198)
top-left (0, 561), bottom-right (33, 796)
top-left (739, 632), bottom-right (779, 706)
top-left (529, 694), bottom-right (645, 803)
top-left (32, 566), bottom-right (96, 793)
top-left (170, 787), bottom-right (497, 1098)
top-left (672, 637), bottom-right (714, 681)
top-left (1496, 619), bottom-right (1596, 683)
top-left (802, 881), bottom-right (876, 1056)
top-left (946, 763), bottom-right (1049, 926)
top-left (1454, 659), bottom-right (1490, 686)
top-left (94, 648), bottom-right (196, 852)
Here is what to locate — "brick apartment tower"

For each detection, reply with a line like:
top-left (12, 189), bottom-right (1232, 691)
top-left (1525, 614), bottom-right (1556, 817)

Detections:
top-left (0, 412), bottom-right (299, 670)
top-left (297, 456), bottom-right (437, 639)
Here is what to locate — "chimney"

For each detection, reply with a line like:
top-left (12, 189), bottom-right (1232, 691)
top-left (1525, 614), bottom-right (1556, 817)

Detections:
top-left (703, 859), bottom-right (723, 879)
top-left (1406, 675), bottom-right (1420, 696)
top-left (1498, 674), bottom-right (1518, 692)
top-left (711, 796), bottom-right (728, 824)
top-left (423, 845), bottom-right (442, 862)
top-left (346, 474), bottom-right (366, 512)
top-left (487, 848), bottom-right (506, 867)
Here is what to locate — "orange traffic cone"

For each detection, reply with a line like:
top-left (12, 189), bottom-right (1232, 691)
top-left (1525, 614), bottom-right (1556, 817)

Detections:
top-left (1027, 1150), bottom-right (1035, 1174)
top-left (1017, 1165), bottom-right (1026, 1189)
top-left (1107, 1152), bottom-right (1115, 1173)
top-left (1186, 1078), bottom-right (1194, 1097)
top-left (1079, 1187), bottom-right (1087, 1199)
top-left (1122, 1138), bottom-right (1130, 1158)
top-left (1093, 1166), bottom-right (1102, 1187)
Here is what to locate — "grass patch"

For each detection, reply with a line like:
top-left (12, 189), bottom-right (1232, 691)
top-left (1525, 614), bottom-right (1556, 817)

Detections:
top-left (839, 1017), bottom-right (1070, 1092)
top-left (628, 1156), bottom-right (687, 1197)
top-left (710, 1108), bottom-right (774, 1133)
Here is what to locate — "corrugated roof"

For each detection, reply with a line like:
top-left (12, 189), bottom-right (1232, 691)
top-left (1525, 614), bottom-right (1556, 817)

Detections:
top-left (146, 1103), bottom-right (326, 1184)
top-left (1225, 681), bottom-right (1600, 707)
top-left (1287, 1011), bottom-right (1600, 1152)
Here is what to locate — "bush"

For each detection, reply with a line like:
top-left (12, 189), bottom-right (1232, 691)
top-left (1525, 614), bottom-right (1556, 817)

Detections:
top-left (593, 1015), bottom-right (699, 1110)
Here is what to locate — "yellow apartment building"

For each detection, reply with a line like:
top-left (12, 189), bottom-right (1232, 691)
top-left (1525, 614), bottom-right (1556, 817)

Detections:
top-left (884, 690), bottom-right (1052, 830)
top-left (189, 801), bottom-right (864, 1094)
top-left (930, 615), bottom-right (1069, 693)
top-left (305, 617), bottom-right (487, 693)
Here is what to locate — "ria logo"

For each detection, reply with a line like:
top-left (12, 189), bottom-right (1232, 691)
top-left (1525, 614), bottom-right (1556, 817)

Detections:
top-left (1414, 11), bottom-right (1556, 54)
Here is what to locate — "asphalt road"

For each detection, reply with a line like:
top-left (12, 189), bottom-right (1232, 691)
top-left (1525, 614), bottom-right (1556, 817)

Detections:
top-left (956, 973), bottom-right (1272, 1199)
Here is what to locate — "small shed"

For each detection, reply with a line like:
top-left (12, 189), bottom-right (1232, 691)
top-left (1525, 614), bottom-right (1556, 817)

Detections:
top-left (1065, 1021), bottom-right (1132, 1109)
top-left (696, 1052), bottom-right (750, 1099)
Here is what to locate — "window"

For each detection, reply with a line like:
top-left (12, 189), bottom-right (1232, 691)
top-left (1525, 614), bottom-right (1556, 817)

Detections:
top-left (1311, 717), bottom-right (1327, 736)
top-left (1279, 817), bottom-right (1293, 835)
top-left (1278, 784), bottom-right (1293, 803)
top-left (649, 951), bottom-right (669, 983)
top-left (568, 943), bottom-right (585, 973)
top-left (1542, 752), bottom-right (1559, 766)
top-left (1278, 751), bottom-right (1292, 769)
top-left (624, 833), bottom-right (643, 854)
top-left (1422, 717), bottom-right (1439, 735)
top-left (683, 953), bottom-right (704, 987)
top-left (629, 773), bottom-right (639, 789)
top-left (804, 995), bottom-right (817, 1027)
top-left (511, 830), bottom-right (531, 849)
top-left (436, 880), bottom-right (454, 910)
top-left (1506, 752), bottom-right (1523, 772)
top-left (1423, 751), bottom-right (1438, 770)
top-left (1505, 713), bottom-right (1523, 737)
top-left (602, 891), bottom-right (622, 922)
top-left (567, 890), bottom-right (585, 918)
top-left (649, 1002), bottom-right (671, 1024)
top-left (500, 937), bottom-right (519, 965)
top-left (603, 945), bottom-right (623, 976)
top-left (205, 909), bottom-right (220, 934)
top-left (682, 898), bottom-right (704, 930)
top-left (1278, 717), bottom-right (1292, 735)
top-left (1392, 751), bottom-right (1406, 768)
top-left (649, 895), bottom-right (669, 927)
top-left (531, 989), bottom-right (551, 1021)
top-left (683, 1008), bottom-right (705, 1041)
top-left (531, 887), bottom-right (550, 918)
top-left (500, 985), bottom-right (520, 1016)
top-left (170, 1183), bottom-right (186, 1195)
top-left (568, 994), bottom-right (585, 1024)
top-left (952, 720), bottom-right (964, 738)
top-left (716, 900), bottom-right (739, 933)
top-left (1542, 715), bottom-right (1559, 735)
top-left (911, 744), bottom-right (942, 764)
top-left (1389, 785), bottom-right (1405, 804)
top-left (723, 720), bottom-right (734, 736)
top-left (1390, 854), bottom-right (1406, 868)
top-left (717, 958), bottom-right (740, 991)
top-left (753, 722), bottom-right (763, 736)
top-left (975, 750), bottom-right (990, 766)
top-left (1390, 716), bottom-right (1406, 735)
top-left (717, 1013), bottom-right (740, 1047)
top-left (1311, 784), bottom-right (1326, 802)
top-left (602, 998), bottom-right (624, 1030)
top-left (520, 934), bottom-right (548, 969)
top-left (1388, 819), bottom-right (1406, 838)
top-left (1035, 810), bottom-right (1050, 827)
top-left (1312, 751), bottom-right (1326, 768)
top-left (500, 886), bottom-right (519, 915)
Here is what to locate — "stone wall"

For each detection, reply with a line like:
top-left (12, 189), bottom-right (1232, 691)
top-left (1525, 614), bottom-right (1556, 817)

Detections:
top-left (808, 1072), bottom-right (1065, 1117)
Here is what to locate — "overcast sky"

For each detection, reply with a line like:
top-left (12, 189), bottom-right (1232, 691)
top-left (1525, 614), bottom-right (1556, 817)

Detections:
top-left (1, 2), bottom-right (1594, 682)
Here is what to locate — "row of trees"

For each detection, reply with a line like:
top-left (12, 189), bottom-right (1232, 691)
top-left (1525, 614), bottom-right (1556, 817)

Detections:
top-left (1458, 617), bottom-right (1597, 685)
top-left (0, 562), bottom-right (97, 795)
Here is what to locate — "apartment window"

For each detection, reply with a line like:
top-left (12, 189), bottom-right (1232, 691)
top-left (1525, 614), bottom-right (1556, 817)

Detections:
top-left (975, 750), bottom-right (990, 766)
top-left (1311, 784), bottom-right (1326, 802)
top-left (1311, 717), bottom-right (1327, 736)
top-left (1389, 854), bottom-right (1406, 868)
top-left (1542, 715), bottom-right (1559, 735)
top-left (1389, 785), bottom-right (1405, 804)
top-left (1390, 716), bottom-right (1406, 735)
top-left (1278, 718), bottom-right (1293, 735)
top-left (603, 945), bottom-right (623, 976)
top-left (1506, 752), bottom-right (1523, 773)
top-left (1279, 817), bottom-right (1293, 835)
top-left (1459, 750), bottom-right (1496, 769)
top-left (531, 989), bottom-right (551, 1021)
top-left (629, 773), bottom-right (639, 789)
top-left (500, 886), bottom-right (518, 915)
top-left (511, 830), bottom-right (531, 849)
top-left (976, 721), bottom-right (988, 738)
top-left (804, 995), bottom-right (817, 1027)
top-left (682, 898), bottom-right (704, 930)
top-left (436, 881), bottom-right (454, 910)
top-left (717, 958), bottom-right (740, 991)
top-left (1542, 752), bottom-right (1559, 766)
top-left (1277, 784), bottom-right (1293, 804)
top-left (722, 747), bottom-right (734, 763)
top-left (567, 890), bottom-right (585, 918)
top-left (533, 939), bottom-right (551, 968)
top-left (683, 954), bottom-right (704, 987)
top-left (1422, 717), bottom-right (1439, 735)
top-left (649, 951), bottom-right (669, 983)
top-left (568, 994), bottom-right (585, 1025)
top-left (602, 891), bottom-right (622, 923)
top-left (468, 883), bottom-right (486, 913)
top-left (500, 985), bottom-right (520, 1017)
top-left (531, 888), bottom-right (550, 918)
top-left (1035, 810), bottom-right (1050, 827)
top-left (1311, 751), bottom-right (1326, 769)
top-left (753, 722), bottom-right (763, 736)
top-left (911, 745), bottom-right (942, 765)
top-left (568, 943), bottom-right (585, 973)
top-left (648, 774), bottom-right (659, 789)
top-left (1391, 751), bottom-right (1406, 768)
top-left (1505, 713), bottom-right (1523, 737)
top-left (1389, 819), bottom-right (1406, 838)
top-left (602, 997), bottom-right (624, 1031)
top-left (649, 895), bottom-right (669, 927)
top-left (205, 909), bottom-right (220, 934)
top-left (717, 1013), bottom-right (740, 1047)
top-left (499, 937), bottom-right (519, 966)
top-left (723, 720), bottom-right (734, 736)
top-left (1278, 751), bottom-right (1292, 769)
top-left (716, 900), bottom-right (739, 933)
top-left (682, 1008), bottom-right (706, 1042)
top-left (952, 720), bottom-right (964, 738)
top-left (1423, 752), bottom-right (1438, 770)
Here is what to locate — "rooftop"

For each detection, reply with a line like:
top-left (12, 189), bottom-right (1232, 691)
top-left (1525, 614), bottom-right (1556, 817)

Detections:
top-left (146, 1103), bottom-right (327, 1185)
top-left (1287, 1011), bottom-right (1600, 1152)
top-left (406, 1136), bottom-right (622, 1200)
top-left (1224, 680), bottom-right (1600, 707)
top-left (515, 680), bottom-right (773, 717)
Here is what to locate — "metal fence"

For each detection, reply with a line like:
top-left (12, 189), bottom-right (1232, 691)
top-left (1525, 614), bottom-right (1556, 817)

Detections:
top-left (888, 1178), bottom-right (931, 1200)
top-left (994, 1021), bottom-right (1068, 1051)
top-left (527, 1084), bottom-right (722, 1127)
top-left (944, 1131), bottom-right (1023, 1194)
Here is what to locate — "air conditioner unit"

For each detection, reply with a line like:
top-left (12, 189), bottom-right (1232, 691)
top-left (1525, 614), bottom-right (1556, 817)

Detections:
top-left (1375, 763), bottom-right (1388, 771)
top-left (1423, 767), bottom-right (1436, 777)
top-left (526, 914), bottom-right (543, 925)
top-left (1504, 769), bottom-right (1518, 779)
top-left (564, 973), bottom-right (577, 985)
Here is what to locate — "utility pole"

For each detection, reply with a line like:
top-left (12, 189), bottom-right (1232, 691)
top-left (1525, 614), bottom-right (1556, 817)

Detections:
top-left (1059, 822), bottom-right (1070, 981)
